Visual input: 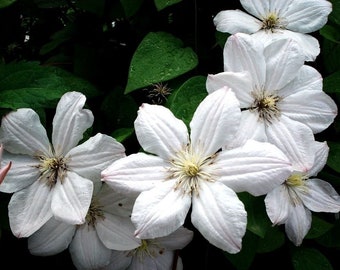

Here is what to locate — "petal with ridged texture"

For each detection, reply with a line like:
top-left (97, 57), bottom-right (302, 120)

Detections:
top-left (265, 185), bottom-right (290, 225)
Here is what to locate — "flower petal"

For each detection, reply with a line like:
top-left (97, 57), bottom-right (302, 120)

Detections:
top-left (132, 181), bottom-right (191, 239)
top-left (0, 160), bottom-right (11, 185)
top-left (69, 225), bottom-right (112, 269)
top-left (213, 10), bottom-right (261, 34)
top-left (240, 0), bottom-right (293, 19)
top-left (101, 152), bottom-right (168, 196)
top-left (264, 38), bottom-right (305, 91)
top-left (285, 203), bottom-right (311, 246)
top-left (8, 180), bottom-right (53, 237)
top-left (155, 226), bottom-right (194, 250)
top-left (0, 108), bottom-right (50, 155)
top-left (52, 91), bottom-right (94, 156)
top-left (217, 140), bottom-right (292, 196)
top-left (105, 251), bottom-right (132, 270)
top-left (191, 181), bottom-right (246, 253)
top-left (28, 217), bottom-right (76, 256)
top-left (134, 103), bottom-right (188, 159)
top-left (206, 71), bottom-right (254, 107)
top-left (96, 213), bottom-right (140, 250)
top-left (284, 0), bottom-right (332, 33)
top-left (190, 87), bottom-right (241, 156)
top-left (67, 133), bottom-right (125, 181)
top-left (0, 152), bottom-right (39, 193)
top-left (52, 171), bottom-right (93, 225)
top-left (308, 141), bottom-right (329, 177)
top-left (300, 178), bottom-right (340, 212)
top-left (281, 90), bottom-right (338, 133)
top-left (224, 33), bottom-right (266, 88)
top-left (264, 185), bottom-right (290, 225)
top-left (266, 116), bottom-right (315, 171)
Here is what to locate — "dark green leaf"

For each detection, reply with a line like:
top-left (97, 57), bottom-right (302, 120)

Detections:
top-left (327, 141), bottom-right (340, 173)
top-left (324, 71), bottom-right (340, 93)
top-left (291, 247), bottom-right (333, 270)
top-left (320, 25), bottom-right (340, 44)
top-left (154, 0), bottom-right (182, 11)
top-left (0, 0), bottom-right (16, 8)
top-left (120, 0), bottom-right (144, 18)
top-left (256, 226), bottom-right (285, 253)
top-left (125, 32), bottom-right (198, 94)
top-left (305, 215), bottom-right (334, 239)
top-left (111, 128), bottom-right (135, 143)
top-left (316, 219), bottom-right (340, 248)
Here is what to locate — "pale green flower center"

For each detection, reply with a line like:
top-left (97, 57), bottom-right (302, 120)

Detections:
top-left (128, 240), bottom-right (164, 262)
top-left (169, 145), bottom-right (216, 196)
top-left (286, 173), bottom-right (308, 187)
top-left (261, 12), bottom-right (286, 32)
top-left (36, 155), bottom-right (68, 188)
top-left (250, 89), bottom-right (282, 123)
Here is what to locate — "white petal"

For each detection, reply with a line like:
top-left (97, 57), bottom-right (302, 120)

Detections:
top-left (132, 181), bottom-right (191, 239)
top-left (284, 0), bottom-right (332, 33)
top-left (52, 171), bottom-right (93, 225)
top-left (281, 90), bottom-right (338, 133)
top-left (0, 152), bottom-right (39, 193)
top-left (300, 179), bottom-right (340, 213)
top-left (28, 217), bottom-right (76, 256)
top-left (206, 72), bottom-right (254, 107)
top-left (285, 203), bottom-right (311, 246)
top-left (104, 251), bottom-right (132, 270)
top-left (69, 225), bottom-right (112, 269)
top-left (101, 153), bottom-right (168, 196)
top-left (240, 0), bottom-right (293, 19)
top-left (308, 141), bottom-right (329, 177)
top-left (134, 103), bottom-right (188, 159)
top-left (224, 33), bottom-right (266, 88)
top-left (279, 65), bottom-right (322, 98)
top-left (191, 181), bottom-right (247, 253)
top-left (217, 140), bottom-right (292, 196)
top-left (190, 87), bottom-right (241, 156)
top-left (0, 108), bottom-right (50, 155)
top-left (52, 91), bottom-right (94, 156)
top-left (96, 213), bottom-right (140, 250)
top-left (266, 116), bottom-right (315, 171)
top-left (67, 133), bottom-right (125, 181)
top-left (226, 111), bottom-right (266, 149)
top-left (155, 226), bottom-right (193, 250)
top-left (213, 10), bottom-right (261, 34)
top-left (8, 180), bottom-right (53, 237)
top-left (264, 185), bottom-right (290, 225)
top-left (264, 38), bottom-right (305, 91)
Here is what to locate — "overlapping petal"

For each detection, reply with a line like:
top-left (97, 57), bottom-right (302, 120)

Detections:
top-left (0, 108), bottom-right (50, 155)
top-left (52, 91), bottom-right (94, 156)
top-left (155, 227), bottom-right (194, 250)
top-left (190, 87), bottom-right (241, 156)
top-left (132, 181), bottom-right (191, 239)
top-left (191, 181), bottom-right (246, 253)
top-left (308, 141), bottom-right (329, 177)
top-left (264, 185), bottom-right (290, 225)
top-left (240, 0), bottom-right (293, 19)
top-left (8, 180), bottom-right (53, 237)
top-left (52, 171), bottom-right (93, 225)
top-left (217, 140), bottom-right (292, 196)
top-left (134, 103), bottom-right (188, 160)
top-left (101, 153), bottom-right (168, 195)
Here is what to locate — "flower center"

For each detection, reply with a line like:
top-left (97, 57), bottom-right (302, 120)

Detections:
top-left (261, 12), bottom-right (286, 32)
top-left (36, 154), bottom-right (68, 188)
top-left (85, 198), bottom-right (105, 227)
top-left (169, 145), bottom-right (216, 196)
top-left (286, 173), bottom-right (308, 187)
top-left (250, 89), bottom-right (281, 123)
top-left (127, 240), bottom-right (164, 262)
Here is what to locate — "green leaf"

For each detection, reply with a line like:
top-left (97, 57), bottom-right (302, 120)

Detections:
top-left (0, 0), bottom-right (16, 8)
top-left (316, 219), bottom-right (340, 248)
top-left (329, 0), bottom-right (340, 25)
top-left (75, 0), bottom-right (105, 16)
top-left (324, 71), bottom-right (340, 93)
top-left (125, 31), bottom-right (198, 94)
top-left (327, 141), bottom-right (340, 173)
top-left (111, 128), bottom-right (135, 143)
top-left (120, 0), bottom-right (144, 18)
top-left (321, 38), bottom-right (340, 74)
top-left (256, 226), bottom-right (285, 253)
top-left (0, 61), bottom-right (98, 110)
top-left (166, 76), bottom-right (207, 127)
top-left (291, 247), bottom-right (333, 270)
top-left (154, 0), bottom-right (182, 11)
top-left (320, 25), bottom-right (340, 44)
top-left (305, 215), bottom-right (334, 239)
top-left (33, 0), bottom-right (68, 8)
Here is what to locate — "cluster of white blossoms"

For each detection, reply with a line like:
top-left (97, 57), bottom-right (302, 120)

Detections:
top-left (0, 0), bottom-right (339, 269)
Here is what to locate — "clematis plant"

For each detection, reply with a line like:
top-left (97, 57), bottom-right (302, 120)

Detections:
top-left (206, 33), bottom-right (337, 147)
top-left (0, 91), bottom-right (126, 237)
top-left (102, 87), bottom-right (293, 254)
top-left (213, 0), bottom-right (332, 61)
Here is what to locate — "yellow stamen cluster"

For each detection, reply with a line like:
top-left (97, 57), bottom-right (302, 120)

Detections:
top-left (128, 240), bottom-right (164, 262)
top-left (85, 198), bottom-right (105, 228)
top-left (36, 155), bottom-right (68, 188)
top-left (261, 12), bottom-right (286, 32)
top-left (250, 89), bottom-right (281, 123)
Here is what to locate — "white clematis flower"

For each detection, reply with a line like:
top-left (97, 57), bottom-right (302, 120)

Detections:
top-left (264, 123), bottom-right (340, 246)
top-left (28, 183), bottom-right (140, 270)
top-left (213, 0), bottom-right (332, 61)
top-left (101, 226), bottom-right (194, 270)
top-left (102, 87), bottom-right (292, 253)
top-left (206, 33), bottom-right (337, 147)
top-left (0, 91), bottom-right (126, 237)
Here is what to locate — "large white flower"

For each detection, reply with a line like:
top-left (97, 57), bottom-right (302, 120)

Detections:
top-left (206, 33), bottom-right (337, 147)
top-left (101, 227), bottom-right (194, 270)
top-left (28, 183), bottom-right (140, 270)
top-left (264, 122), bottom-right (340, 246)
top-left (213, 0), bottom-right (332, 61)
top-left (102, 87), bottom-right (292, 253)
top-left (0, 91), bottom-right (126, 237)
